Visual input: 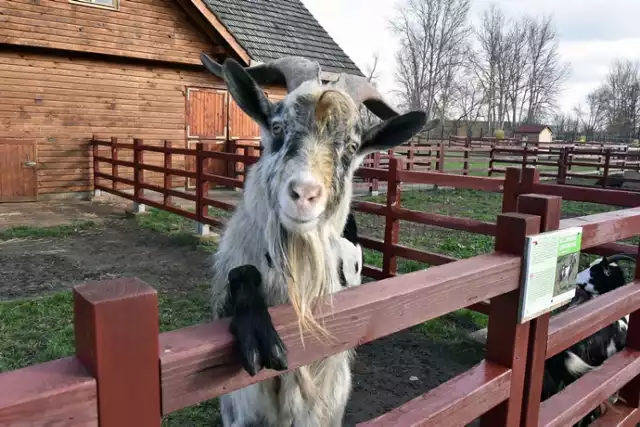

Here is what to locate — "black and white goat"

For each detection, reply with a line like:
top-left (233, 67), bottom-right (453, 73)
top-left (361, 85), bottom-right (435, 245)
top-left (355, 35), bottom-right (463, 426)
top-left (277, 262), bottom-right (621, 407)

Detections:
top-left (202, 53), bottom-right (435, 427)
top-left (542, 254), bottom-right (635, 426)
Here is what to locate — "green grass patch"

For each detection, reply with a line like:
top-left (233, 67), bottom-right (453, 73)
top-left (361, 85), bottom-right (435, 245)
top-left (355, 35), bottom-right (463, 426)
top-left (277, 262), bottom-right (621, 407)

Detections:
top-left (0, 221), bottom-right (98, 240)
top-left (0, 283), bottom-right (220, 425)
top-left (134, 208), bottom-right (220, 253)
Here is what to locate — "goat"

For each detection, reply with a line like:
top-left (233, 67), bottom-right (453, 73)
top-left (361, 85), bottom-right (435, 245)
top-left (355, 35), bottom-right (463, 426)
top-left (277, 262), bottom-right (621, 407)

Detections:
top-left (595, 175), bottom-right (625, 188)
top-left (201, 54), bottom-right (436, 427)
top-left (542, 254), bottom-right (635, 426)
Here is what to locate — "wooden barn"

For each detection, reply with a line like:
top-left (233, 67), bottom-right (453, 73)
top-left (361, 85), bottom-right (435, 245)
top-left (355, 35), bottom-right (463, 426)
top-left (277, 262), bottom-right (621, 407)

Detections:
top-left (513, 124), bottom-right (553, 143)
top-left (0, 0), bottom-right (363, 202)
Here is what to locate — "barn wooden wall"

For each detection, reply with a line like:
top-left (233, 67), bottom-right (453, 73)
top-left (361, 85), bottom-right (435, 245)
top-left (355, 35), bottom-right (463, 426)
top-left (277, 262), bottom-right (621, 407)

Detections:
top-left (0, 51), bottom-right (288, 196)
top-left (0, 51), bottom-right (228, 194)
top-left (0, 0), bottom-right (217, 65)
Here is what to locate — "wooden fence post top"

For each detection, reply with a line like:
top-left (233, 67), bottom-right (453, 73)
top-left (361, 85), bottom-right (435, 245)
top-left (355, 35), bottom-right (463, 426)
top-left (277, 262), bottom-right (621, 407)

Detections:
top-left (494, 213), bottom-right (541, 255)
top-left (73, 277), bottom-right (157, 304)
top-left (74, 277), bottom-right (161, 427)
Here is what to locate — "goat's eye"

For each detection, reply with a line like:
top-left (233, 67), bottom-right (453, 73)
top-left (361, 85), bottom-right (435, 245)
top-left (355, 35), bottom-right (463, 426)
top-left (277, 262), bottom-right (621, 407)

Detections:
top-left (271, 122), bottom-right (283, 135)
top-left (346, 141), bottom-right (357, 154)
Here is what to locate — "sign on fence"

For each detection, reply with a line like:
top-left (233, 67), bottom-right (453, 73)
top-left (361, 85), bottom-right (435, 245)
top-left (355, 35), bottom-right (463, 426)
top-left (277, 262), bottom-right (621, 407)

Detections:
top-left (517, 226), bottom-right (583, 323)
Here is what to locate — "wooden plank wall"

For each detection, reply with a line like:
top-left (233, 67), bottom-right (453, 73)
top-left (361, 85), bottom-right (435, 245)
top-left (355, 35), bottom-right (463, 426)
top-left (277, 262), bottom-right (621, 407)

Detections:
top-left (0, 51), bottom-right (226, 194)
top-left (0, 0), bottom-right (216, 65)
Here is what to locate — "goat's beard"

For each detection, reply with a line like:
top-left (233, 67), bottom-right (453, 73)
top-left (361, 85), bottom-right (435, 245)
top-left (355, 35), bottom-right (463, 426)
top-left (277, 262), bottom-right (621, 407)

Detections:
top-left (265, 213), bottom-right (333, 342)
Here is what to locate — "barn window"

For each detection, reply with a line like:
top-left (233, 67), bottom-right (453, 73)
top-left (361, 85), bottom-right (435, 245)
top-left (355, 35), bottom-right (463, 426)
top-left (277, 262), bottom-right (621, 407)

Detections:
top-left (70, 0), bottom-right (119, 10)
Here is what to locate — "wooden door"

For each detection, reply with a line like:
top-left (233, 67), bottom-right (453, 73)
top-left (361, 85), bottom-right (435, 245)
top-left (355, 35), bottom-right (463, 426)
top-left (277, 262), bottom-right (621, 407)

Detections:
top-left (229, 93), bottom-right (273, 179)
top-left (185, 88), bottom-right (228, 188)
top-left (0, 140), bottom-right (37, 202)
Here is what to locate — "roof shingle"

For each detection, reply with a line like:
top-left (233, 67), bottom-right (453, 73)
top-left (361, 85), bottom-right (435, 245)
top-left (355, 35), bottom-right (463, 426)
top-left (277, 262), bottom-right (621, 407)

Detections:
top-left (202, 0), bottom-right (364, 76)
top-left (514, 124), bottom-right (552, 134)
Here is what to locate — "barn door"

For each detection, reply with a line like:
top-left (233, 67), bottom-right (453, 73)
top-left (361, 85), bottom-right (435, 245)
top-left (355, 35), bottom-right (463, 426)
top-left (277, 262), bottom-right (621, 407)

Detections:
top-left (185, 88), bottom-right (228, 189)
top-left (0, 140), bottom-right (37, 202)
top-left (228, 92), bottom-right (278, 180)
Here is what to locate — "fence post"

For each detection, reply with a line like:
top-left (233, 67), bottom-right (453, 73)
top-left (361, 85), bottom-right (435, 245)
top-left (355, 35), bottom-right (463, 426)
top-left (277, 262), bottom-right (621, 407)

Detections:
top-left (557, 147), bottom-right (567, 185)
top-left (382, 157), bottom-right (400, 277)
top-left (489, 147), bottom-right (495, 177)
top-left (74, 277), bottom-right (161, 427)
top-left (408, 140), bottom-right (415, 171)
top-left (131, 139), bottom-right (146, 214)
top-left (602, 149), bottom-right (611, 188)
top-left (463, 137), bottom-right (470, 176)
top-left (92, 135), bottom-right (101, 198)
top-left (194, 143), bottom-right (210, 236)
top-left (522, 144), bottom-right (529, 169)
top-left (501, 167), bottom-right (522, 213)
top-left (517, 194), bottom-right (562, 427)
top-left (479, 210), bottom-right (542, 427)
top-left (438, 143), bottom-right (445, 173)
top-left (111, 137), bottom-right (118, 192)
top-left (164, 140), bottom-right (173, 207)
top-left (370, 152), bottom-right (381, 196)
top-left (619, 241), bottom-right (640, 408)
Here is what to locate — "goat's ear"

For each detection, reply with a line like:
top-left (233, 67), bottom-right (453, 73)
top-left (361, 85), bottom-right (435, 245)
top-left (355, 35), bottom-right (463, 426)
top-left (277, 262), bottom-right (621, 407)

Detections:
top-left (358, 112), bottom-right (436, 156)
top-left (221, 58), bottom-right (272, 129)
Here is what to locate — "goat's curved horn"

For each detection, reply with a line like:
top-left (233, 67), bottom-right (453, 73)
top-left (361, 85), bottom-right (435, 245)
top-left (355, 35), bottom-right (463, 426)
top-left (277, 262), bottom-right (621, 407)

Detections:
top-left (200, 53), bottom-right (321, 93)
top-left (330, 73), bottom-right (400, 120)
top-left (604, 254), bottom-right (637, 264)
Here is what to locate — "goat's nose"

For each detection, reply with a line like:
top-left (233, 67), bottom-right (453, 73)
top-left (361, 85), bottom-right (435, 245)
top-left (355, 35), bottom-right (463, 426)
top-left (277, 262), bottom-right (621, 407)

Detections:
top-left (288, 179), bottom-right (323, 205)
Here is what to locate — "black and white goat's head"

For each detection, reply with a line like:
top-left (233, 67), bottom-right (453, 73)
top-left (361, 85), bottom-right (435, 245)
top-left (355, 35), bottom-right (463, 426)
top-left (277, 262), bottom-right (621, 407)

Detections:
top-left (575, 254), bottom-right (633, 297)
top-left (201, 54), bottom-right (437, 235)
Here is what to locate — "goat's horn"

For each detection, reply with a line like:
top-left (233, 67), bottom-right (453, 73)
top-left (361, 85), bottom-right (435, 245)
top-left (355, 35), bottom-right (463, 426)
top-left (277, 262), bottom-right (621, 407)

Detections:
top-left (200, 53), bottom-right (321, 93)
top-left (604, 254), bottom-right (637, 264)
top-left (330, 73), bottom-right (400, 120)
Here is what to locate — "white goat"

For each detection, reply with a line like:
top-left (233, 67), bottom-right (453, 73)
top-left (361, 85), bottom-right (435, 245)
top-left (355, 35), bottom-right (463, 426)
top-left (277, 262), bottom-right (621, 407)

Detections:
top-left (201, 54), bottom-right (436, 427)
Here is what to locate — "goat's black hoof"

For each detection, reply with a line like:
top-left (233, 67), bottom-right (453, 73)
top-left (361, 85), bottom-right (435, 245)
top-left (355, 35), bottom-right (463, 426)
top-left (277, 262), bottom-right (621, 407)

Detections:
top-left (228, 265), bottom-right (289, 376)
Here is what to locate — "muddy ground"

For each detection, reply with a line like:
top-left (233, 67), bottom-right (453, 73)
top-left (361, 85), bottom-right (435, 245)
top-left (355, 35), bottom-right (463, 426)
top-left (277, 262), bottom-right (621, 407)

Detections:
top-left (0, 214), bottom-right (485, 425)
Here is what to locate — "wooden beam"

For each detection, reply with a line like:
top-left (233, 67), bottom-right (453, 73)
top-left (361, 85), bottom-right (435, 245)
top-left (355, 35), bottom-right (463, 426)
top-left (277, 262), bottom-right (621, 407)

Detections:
top-left (182, 0), bottom-right (252, 65)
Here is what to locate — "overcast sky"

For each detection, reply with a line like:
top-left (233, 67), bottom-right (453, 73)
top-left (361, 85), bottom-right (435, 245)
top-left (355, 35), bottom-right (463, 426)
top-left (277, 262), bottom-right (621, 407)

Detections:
top-left (302, 0), bottom-right (640, 114)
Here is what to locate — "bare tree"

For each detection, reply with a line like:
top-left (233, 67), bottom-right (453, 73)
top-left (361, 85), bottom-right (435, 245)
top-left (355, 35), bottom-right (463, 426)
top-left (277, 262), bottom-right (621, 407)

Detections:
top-left (450, 61), bottom-right (485, 134)
top-left (523, 15), bottom-right (570, 123)
top-left (575, 87), bottom-right (608, 137)
top-left (390, 0), bottom-right (471, 120)
top-left (359, 53), bottom-right (383, 128)
top-left (600, 60), bottom-right (640, 139)
top-left (472, 4), bottom-right (505, 134)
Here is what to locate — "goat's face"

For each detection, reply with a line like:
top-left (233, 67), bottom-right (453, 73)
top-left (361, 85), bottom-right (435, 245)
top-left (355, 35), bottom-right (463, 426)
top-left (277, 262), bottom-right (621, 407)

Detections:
top-left (211, 58), bottom-right (431, 234)
top-left (576, 256), bottom-right (627, 296)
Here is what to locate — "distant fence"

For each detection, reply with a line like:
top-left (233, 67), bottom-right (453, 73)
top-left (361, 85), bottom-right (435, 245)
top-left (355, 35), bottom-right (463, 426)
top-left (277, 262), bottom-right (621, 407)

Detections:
top-left (90, 137), bottom-right (640, 282)
top-left (1, 194), bottom-right (640, 426)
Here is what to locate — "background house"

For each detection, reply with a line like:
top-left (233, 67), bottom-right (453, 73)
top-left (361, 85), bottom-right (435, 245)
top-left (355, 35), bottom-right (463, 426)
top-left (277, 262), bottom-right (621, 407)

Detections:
top-left (513, 124), bottom-right (554, 143)
top-left (0, 0), bottom-right (362, 202)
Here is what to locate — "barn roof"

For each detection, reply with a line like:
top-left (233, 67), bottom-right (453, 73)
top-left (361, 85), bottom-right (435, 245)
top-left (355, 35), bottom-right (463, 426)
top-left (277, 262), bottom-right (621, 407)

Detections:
top-left (201, 0), bottom-right (364, 76)
top-left (514, 124), bottom-right (552, 134)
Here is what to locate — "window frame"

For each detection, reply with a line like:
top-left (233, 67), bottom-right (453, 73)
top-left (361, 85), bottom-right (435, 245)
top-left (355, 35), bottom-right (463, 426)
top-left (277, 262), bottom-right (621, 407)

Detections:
top-left (69, 0), bottom-right (119, 11)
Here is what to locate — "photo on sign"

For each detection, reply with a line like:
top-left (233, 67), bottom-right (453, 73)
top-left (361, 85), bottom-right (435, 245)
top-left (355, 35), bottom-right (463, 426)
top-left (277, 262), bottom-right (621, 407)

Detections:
top-left (553, 251), bottom-right (580, 298)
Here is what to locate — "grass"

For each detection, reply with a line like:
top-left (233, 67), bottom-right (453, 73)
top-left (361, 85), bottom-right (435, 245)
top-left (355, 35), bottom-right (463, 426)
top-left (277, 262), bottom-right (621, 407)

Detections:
top-left (134, 207), bottom-right (222, 253)
top-left (0, 221), bottom-right (98, 240)
top-left (0, 187), bottom-right (634, 425)
top-left (0, 210), bottom-right (222, 424)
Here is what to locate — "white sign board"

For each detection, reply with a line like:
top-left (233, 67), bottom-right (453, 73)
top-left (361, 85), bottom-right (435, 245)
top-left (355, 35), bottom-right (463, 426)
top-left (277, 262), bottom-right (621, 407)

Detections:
top-left (518, 226), bottom-right (583, 323)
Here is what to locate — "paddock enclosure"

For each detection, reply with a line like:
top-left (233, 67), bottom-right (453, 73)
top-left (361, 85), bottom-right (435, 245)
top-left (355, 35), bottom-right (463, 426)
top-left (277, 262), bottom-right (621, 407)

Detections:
top-left (1, 139), bottom-right (640, 426)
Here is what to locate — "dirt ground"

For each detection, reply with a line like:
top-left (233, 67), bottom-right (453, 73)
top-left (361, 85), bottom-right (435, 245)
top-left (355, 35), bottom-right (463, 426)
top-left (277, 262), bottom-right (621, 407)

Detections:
top-left (0, 210), bottom-right (486, 425)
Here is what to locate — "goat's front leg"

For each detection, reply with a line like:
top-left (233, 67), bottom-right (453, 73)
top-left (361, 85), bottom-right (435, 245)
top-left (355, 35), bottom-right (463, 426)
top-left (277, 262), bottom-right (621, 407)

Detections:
top-left (227, 264), bottom-right (288, 376)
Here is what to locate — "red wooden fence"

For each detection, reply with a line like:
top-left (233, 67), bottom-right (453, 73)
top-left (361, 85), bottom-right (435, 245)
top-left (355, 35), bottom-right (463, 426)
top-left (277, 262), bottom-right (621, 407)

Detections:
top-left (2, 195), bottom-right (639, 426)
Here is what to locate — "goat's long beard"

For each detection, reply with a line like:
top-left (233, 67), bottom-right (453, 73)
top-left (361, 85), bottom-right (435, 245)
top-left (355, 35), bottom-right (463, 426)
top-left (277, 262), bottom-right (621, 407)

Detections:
top-left (266, 216), bottom-right (335, 420)
top-left (285, 231), bottom-right (333, 341)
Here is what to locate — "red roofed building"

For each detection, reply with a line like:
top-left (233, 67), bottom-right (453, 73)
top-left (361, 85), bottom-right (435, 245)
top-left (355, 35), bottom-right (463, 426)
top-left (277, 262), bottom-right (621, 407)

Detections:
top-left (513, 124), bottom-right (553, 143)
